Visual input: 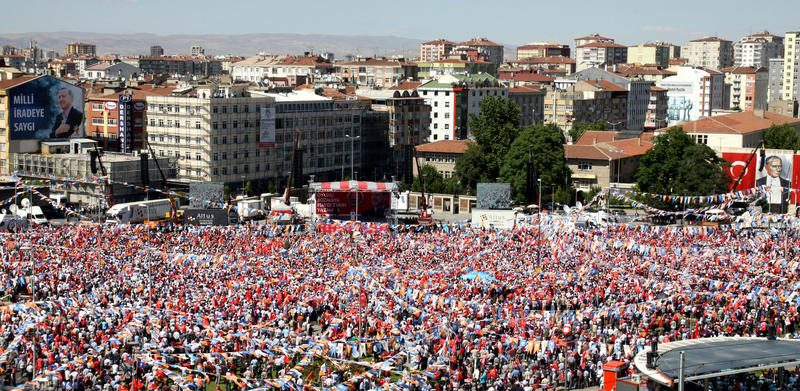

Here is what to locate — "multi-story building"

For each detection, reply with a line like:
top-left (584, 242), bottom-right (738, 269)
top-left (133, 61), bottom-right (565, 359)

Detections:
top-left (413, 140), bottom-right (472, 179)
top-left (782, 31), bottom-right (800, 103)
top-left (418, 73), bottom-right (507, 142)
top-left (416, 58), bottom-right (498, 79)
top-left (454, 38), bottom-right (504, 65)
top-left (516, 43), bottom-right (570, 60)
top-left (721, 66), bottom-right (768, 111)
top-left (66, 43), bottom-right (96, 57)
top-left (627, 43), bottom-right (671, 67)
top-left (498, 69), bottom-right (555, 88)
top-left (190, 46), bottom-right (205, 56)
top-left (686, 37), bottom-right (733, 70)
top-left (150, 46), bottom-right (164, 57)
top-left (123, 56), bottom-right (223, 76)
top-left (82, 61), bottom-right (141, 80)
top-left (46, 60), bottom-right (77, 78)
top-left (542, 79), bottom-right (628, 135)
top-left (733, 31), bottom-right (783, 68)
top-left (613, 65), bottom-right (676, 84)
top-left (576, 42), bottom-right (627, 71)
top-left (508, 86), bottom-right (545, 127)
top-left (419, 39), bottom-right (455, 62)
top-left (574, 34), bottom-right (615, 50)
top-left (646, 86), bottom-right (669, 129)
top-left (338, 58), bottom-right (417, 88)
top-left (506, 57), bottom-right (576, 75)
top-left (657, 66), bottom-right (725, 125)
top-left (566, 131), bottom-right (653, 190)
top-left (768, 58), bottom-right (784, 104)
top-left (230, 54), bottom-right (335, 84)
top-left (569, 67), bottom-right (652, 130)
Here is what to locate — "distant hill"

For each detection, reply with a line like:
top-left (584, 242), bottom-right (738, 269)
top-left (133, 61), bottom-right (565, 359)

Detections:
top-left (0, 31), bottom-right (426, 59)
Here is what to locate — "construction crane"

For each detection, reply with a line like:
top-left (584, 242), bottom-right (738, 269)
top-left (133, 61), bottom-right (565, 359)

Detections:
top-left (145, 142), bottom-right (179, 224)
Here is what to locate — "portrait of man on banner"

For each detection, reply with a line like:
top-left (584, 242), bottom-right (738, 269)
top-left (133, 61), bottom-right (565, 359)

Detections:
top-left (756, 155), bottom-right (792, 212)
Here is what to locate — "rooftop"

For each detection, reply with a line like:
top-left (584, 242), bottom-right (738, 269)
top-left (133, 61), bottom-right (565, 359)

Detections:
top-left (657, 111), bottom-right (800, 135)
top-left (422, 39), bottom-right (455, 45)
top-left (456, 38), bottom-right (503, 47)
top-left (575, 34), bottom-right (614, 41)
top-left (510, 56), bottom-right (575, 65)
top-left (415, 140), bottom-right (473, 154)
top-left (690, 36), bottom-right (731, 43)
top-left (720, 66), bottom-right (766, 74)
top-left (578, 42), bottom-right (627, 49)
top-left (566, 132), bottom-right (652, 160)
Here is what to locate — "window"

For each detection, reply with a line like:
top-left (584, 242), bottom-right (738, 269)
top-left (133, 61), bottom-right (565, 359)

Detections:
top-left (196, 154), bottom-right (201, 161)
top-left (222, 152), bottom-right (227, 160)
top-left (222, 137), bottom-right (227, 144)
top-left (212, 106), bottom-right (218, 113)
top-left (91, 103), bottom-right (104, 111)
top-left (222, 121), bottom-right (227, 129)
top-left (195, 121), bottom-right (201, 129)
top-left (243, 134), bottom-right (249, 143)
top-left (222, 106), bottom-right (227, 114)
top-left (233, 136), bottom-right (238, 144)
top-left (175, 136), bottom-right (180, 143)
top-left (578, 161), bottom-right (592, 170)
top-left (158, 119), bottom-right (164, 127)
top-left (444, 102), bottom-right (450, 108)
top-left (149, 119), bottom-right (155, 126)
top-left (222, 167), bottom-right (227, 175)
top-left (213, 168), bottom-right (218, 175)
top-left (212, 122), bottom-right (218, 130)
top-left (213, 153), bottom-right (218, 161)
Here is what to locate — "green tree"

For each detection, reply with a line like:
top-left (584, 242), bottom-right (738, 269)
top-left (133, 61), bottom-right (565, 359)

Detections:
top-left (764, 123), bottom-right (800, 150)
top-left (468, 96), bottom-right (521, 180)
top-left (568, 121), bottom-right (607, 143)
top-left (635, 127), bottom-right (730, 208)
top-left (455, 143), bottom-right (490, 195)
top-left (442, 176), bottom-right (464, 196)
top-left (499, 124), bottom-right (570, 202)
top-left (244, 181), bottom-right (255, 197)
top-left (411, 164), bottom-right (445, 194)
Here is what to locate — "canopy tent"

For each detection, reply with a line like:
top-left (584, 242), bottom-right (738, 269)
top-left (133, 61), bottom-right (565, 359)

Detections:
top-left (310, 181), bottom-right (397, 192)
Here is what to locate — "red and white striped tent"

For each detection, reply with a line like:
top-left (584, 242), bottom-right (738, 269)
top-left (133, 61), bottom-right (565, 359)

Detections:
top-left (311, 181), bottom-right (397, 192)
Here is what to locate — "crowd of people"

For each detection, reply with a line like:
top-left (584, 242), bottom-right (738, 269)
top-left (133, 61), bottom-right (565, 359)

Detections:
top-left (1, 216), bottom-right (800, 391)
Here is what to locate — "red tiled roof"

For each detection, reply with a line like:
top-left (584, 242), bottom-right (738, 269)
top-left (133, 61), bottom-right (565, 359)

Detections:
top-left (580, 79), bottom-right (627, 92)
top-left (578, 42), bottom-right (627, 49)
top-left (656, 111), bottom-right (800, 134)
top-left (650, 86), bottom-right (668, 92)
top-left (720, 66), bottom-right (764, 74)
top-left (0, 75), bottom-right (38, 90)
top-left (575, 131), bottom-right (620, 145)
top-left (339, 59), bottom-right (405, 67)
top-left (456, 38), bottom-right (503, 47)
top-left (575, 34), bottom-right (614, 41)
top-left (390, 81), bottom-right (422, 91)
top-left (510, 56), bottom-right (575, 64)
top-left (508, 85), bottom-right (543, 93)
top-left (517, 43), bottom-right (567, 50)
top-left (499, 71), bottom-right (555, 83)
top-left (422, 39), bottom-right (455, 45)
top-left (669, 58), bottom-right (689, 65)
top-left (690, 37), bottom-right (731, 43)
top-left (415, 140), bottom-right (474, 154)
top-left (566, 133), bottom-right (653, 160)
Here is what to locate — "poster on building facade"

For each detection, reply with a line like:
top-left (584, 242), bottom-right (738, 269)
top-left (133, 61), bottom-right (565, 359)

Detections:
top-left (259, 107), bottom-right (276, 147)
top-left (7, 76), bottom-right (85, 140)
top-left (723, 152), bottom-right (800, 209)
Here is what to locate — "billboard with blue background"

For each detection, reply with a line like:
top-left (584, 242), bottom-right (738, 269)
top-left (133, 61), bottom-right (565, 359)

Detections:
top-left (6, 76), bottom-right (84, 140)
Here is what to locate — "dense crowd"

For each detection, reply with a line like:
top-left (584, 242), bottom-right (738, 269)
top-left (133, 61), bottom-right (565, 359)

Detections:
top-left (1, 217), bottom-right (800, 391)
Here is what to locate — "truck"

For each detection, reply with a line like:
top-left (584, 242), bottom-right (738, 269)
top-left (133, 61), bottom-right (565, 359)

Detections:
top-left (12, 200), bottom-right (48, 226)
top-left (106, 198), bottom-right (178, 223)
top-left (232, 196), bottom-right (265, 222)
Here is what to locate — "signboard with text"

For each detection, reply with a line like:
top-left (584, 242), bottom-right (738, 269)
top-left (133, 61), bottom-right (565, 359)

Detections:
top-left (118, 94), bottom-right (133, 153)
top-left (315, 191), bottom-right (391, 220)
top-left (7, 76), bottom-right (85, 140)
top-left (259, 107), bottom-right (276, 147)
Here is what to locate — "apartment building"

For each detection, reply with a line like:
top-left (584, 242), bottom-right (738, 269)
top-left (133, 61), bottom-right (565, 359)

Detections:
top-left (420, 39), bottom-right (455, 62)
top-left (782, 31), bottom-right (800, 103)
top-left (416, 58), bottom-right (498, 79)
top-left (566, 131), bottom-right (653, 190)
top-left (543, 79), bottom-right (628, 135)
top-left (508, 86), bottom-right (545, 127)
top-left (569, 67), bottom-right (652, 130)
top-left (122, 57), bottom-right (223, 76)
top-left (734, 31), bottom-right (783, 68)
top-left (686, 37), bottom-right (733, 70)
top-left (418, 73), bottom-right (507, 142)
top-left (150, 46), bottom-right (164, 57)
top-left (413, 140), bottom-right (472, 179)
top-left (66, 42), bottom-right (96, 56)
top-left (82, 61), bottom-right (141, 80)
top-left (721, 66), bottom-right (768, 111)
top-left (614, 65), bottom-right (676, 84)
top-left (627, 43), bottom-right (671, 67)
top-left (574, 34), bottom-right (615, 49)
top-left (576, 42), bottom-right (627, 71)
top-left (657, 66), bottom-right (724, 125)
top-left (516, 43), bottom-right (570, 60)
top-left (230, 54), bottom-right (335, 83)
top-left (506, 57), bottom-right (576, 75)
top-left (646, 86), bottom-right (669, 129)
top-left (338, 58), bottom-right (417, 88)
top-left (454, 38), bottom-right (504, 65)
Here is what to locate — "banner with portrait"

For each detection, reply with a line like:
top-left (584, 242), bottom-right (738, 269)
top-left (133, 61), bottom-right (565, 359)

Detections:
top-left (723, 151), bottom-right (800, 210)
top-left (6, 76), bottom-right (85, 140)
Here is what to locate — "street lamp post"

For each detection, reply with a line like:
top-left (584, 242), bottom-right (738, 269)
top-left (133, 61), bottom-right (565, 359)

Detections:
top-left (346, 134), bottom-right (360, 180)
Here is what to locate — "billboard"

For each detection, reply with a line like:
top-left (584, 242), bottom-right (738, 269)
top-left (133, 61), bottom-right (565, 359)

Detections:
top-left (315, 191), bottom-right (391, 220)
top-left (184, 209), bottom-right (234, 226)
top-left (722, 151), bottom-right (800, 211)
top-left (118, 94), bottom-right (133, 153)
top-left (7, 76), bottom-right (84, 140)
top-left (189, 182), bottom-right (225, 208)
top-left (259, 107), bottom-right (276, 147)
top-left (476, 183), bottom-right (511, 209)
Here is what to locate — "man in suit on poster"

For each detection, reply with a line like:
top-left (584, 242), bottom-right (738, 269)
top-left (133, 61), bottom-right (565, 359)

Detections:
top-left (755, 155), bottom-right (791, 212)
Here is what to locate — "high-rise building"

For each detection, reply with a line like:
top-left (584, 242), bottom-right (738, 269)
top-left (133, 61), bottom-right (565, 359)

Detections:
top-left (569, 67), bottom-right (653, 130)
top-left (781, 31), bottom-right (800, 103)
top-left (575, 42), bottom-right (627, 71)
top-left (150, 45), bottom-right (164, 57)
top-left (516, 43), bottom-right (570, 60)
top-left (733, 31), bottom-right (783, 68)
top-left (542, 80), bottom-right (629, 134)
top-left (190, 45), bottom-right (205, 56)
top-left (768, 58), bottom-right (785, 104)
top-left (657, 66), bottom-right (725, 125)
top-left (66, 42), bottom-right (96, 56)
top-left (419, 39), bottom-right (455, 62)
top-left (627, 43), bottom-right (671, 67)
top-left (574, 34), bottom-right (615, 50)
top-left (686, 37), bottom-right (733, 70)
top-left (454, 38), bottom-right (504, 65)
top-left (720, 66), bottom-right (768, 111)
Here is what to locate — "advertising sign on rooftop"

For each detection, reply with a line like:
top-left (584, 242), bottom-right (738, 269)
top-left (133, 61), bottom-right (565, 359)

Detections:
top-left (6, 76), bottom-right (85, 140)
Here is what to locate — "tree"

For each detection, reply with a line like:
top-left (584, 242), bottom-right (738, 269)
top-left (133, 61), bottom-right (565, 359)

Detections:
top-left (455, 143), bottom-right (490, 195)
top-left (764, 123), bottom-right (800, 150)
top-left (411, 164), bottom-right (445, 194)
top-left (499, 124), bottom-right (570, 202)
top-left (468, 96), bottom-right (522, 180)
top-left (635, 127), bottom-right (730, 208)
top-left (244, 181), bottom-right (255, 197)
top-left (568, 121), bottom-right (607, 143)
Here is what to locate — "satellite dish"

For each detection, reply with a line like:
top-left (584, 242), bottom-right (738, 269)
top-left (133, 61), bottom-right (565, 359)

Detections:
top-left (9, 204), bottom-right (18, 214)
top-left (21, 198), bottom-right (31, 208)
top-left (576, 201), bottom-right (583, 209)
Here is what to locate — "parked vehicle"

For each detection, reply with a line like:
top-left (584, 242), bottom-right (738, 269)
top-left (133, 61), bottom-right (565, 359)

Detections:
top-left (106, 199), bottom-right (178, 223)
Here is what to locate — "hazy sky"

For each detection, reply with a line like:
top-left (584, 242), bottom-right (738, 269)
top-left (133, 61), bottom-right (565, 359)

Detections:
top-left (3, 0), bottom-right (798, 46)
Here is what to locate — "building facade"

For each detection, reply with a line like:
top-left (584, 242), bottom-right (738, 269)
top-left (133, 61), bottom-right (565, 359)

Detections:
top-left (576, 43), bottom-right (628, 71)
top-left (686, 37), bottom-right (734, 70)
top-left (230, 54), bottom-right (335, 84)
top-left (721, 66), bottom-right (768, 111)
top-left (66, 43), bottom-right (96, 57)
top-left (516, 43), bottom-right (570, 60)
top-left (413, 140), bottom-right (472, 179)
top-left (646, 86), bottom-right (669, 129)
top-left (508, 86), bottom-right (545, 128)
top-left (769, 58), bottom-right (785, 104)
top-left (416, 58), bottom-right (498, 79)
top-left (418, 73), bottom-right (507, 142)
top-left (82, 61), bottom-right (141, 80)
top-left (733, 32), bottom-right (783, 68)
top-left (543, 79), bottom-right (628, 134)
top-left (627, 44), bottom-right (671, 67)
top-left (123, 57), bottom-right (223, 76)
top-left (657, 66), bottom-right (725, 126)
top-left (574, 34), bottom-right (615, 50)
top-left (454, 38), bottom-right (504, 65)
top-left (419, 39), bottom-right (455, 62)
top-left (338, 58), bottom-right (417, 88)
top-left (782, 31), bottom-right (800, 104)
top-left (150, 46), bottom-right (164, 57)
top-left (569, 67), bottom-right (652, 130)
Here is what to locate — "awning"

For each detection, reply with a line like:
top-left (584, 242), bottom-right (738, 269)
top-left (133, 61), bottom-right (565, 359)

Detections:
top-left (572, 173), bottom-right (597, 180)
top-left (311, 181), bottom-right (397, 192)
